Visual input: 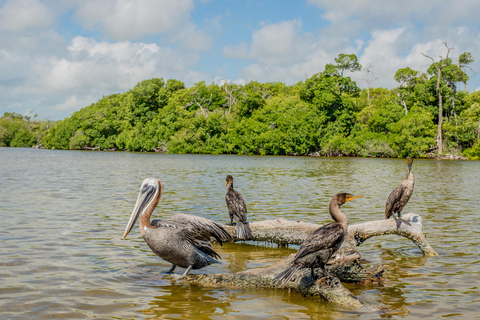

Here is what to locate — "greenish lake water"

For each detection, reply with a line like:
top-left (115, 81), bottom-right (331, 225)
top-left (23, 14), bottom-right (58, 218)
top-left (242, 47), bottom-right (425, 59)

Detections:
top-left (1, 148), bottom-right (479, 319)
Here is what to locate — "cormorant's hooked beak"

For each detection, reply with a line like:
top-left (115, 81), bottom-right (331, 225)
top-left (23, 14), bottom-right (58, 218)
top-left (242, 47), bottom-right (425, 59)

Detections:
top-left (345, 194), bottom-right (363, 202)
top-left (225, 180), bottom-right (229, 187)
top-left (123, 178), bottom-right (159, 238)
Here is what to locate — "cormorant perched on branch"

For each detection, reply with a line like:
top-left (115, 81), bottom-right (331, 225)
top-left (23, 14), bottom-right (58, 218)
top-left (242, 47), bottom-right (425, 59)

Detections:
top-left (385, 157), bottom-right (414, 219)
top-left (274, 193), bottom-right (363, 284)
top-left (225, 175), bottom-right (253, 240)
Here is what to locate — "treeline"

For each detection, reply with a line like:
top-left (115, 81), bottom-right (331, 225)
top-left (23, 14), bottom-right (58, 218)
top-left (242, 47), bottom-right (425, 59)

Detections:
top-left (1, 53), bottom-right (480, 159)
top-left (0, 112), bottom-right (53, 148)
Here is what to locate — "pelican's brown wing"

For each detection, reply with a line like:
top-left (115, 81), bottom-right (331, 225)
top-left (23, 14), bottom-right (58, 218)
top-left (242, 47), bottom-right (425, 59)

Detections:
top-left (225, 190), bottom-right (247, 224)
top-left (151, 218), bottom-right (222, 260)
top-left (171, 213), bottom-right (234, 244)
top-left (294, 222), bottom-right (345, 262)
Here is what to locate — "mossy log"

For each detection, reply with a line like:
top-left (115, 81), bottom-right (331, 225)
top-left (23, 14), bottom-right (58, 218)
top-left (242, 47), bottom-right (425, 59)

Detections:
top-left (181, 213), bottom-right (436, 308)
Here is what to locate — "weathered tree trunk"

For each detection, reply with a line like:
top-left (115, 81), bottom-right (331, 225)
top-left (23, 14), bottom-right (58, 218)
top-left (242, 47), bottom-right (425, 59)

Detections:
top-left (180, 213), bottom-right (436, 309)
top-left (421, 42), bottom-right (453, 156)
top-left (222, 212), bottom-right (436, 257)
top-left (185, 256), bottom-right (370, 309)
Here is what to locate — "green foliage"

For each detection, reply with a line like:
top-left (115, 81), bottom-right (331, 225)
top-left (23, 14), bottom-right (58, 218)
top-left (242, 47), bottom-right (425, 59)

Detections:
top-left (463, 143), bottom-right (480, 160)
top-left (4, 51), bottom-right (479, 159)
top-left (388, 107), bottom-right (436, 157)
top-left (0, 112), bottom-right (51, 147)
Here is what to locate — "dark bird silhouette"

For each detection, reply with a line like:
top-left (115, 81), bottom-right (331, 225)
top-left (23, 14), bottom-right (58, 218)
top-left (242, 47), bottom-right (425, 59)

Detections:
top-left (225, 175), bottom-right (253, 240)
top-left (274, 193), bottom-right (363, 284)
top-left (385, 157), bottom-right (414, 219)
top-left (123, 177), bottom-right (234, 277)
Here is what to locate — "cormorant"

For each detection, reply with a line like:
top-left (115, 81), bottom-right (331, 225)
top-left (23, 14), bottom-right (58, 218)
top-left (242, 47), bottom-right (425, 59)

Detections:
top-left (123, 177), bottom-right (234, 277)
top-left (385, 157), bottom-right (414, 219)
top-left (274, 193), bottom-right (363, 284)
top-left (225, 175), bottom-right (253, 240)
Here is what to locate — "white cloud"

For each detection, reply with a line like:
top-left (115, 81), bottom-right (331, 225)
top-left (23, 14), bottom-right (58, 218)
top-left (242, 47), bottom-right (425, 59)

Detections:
top-left (222, 2), bottom-right (480, 90)
top-left (73, 0), bottom-right (195, 40)
top-left (169, 23), bottom-right (214, 52)
top-left (223, 19), bottom-right (315, 65)
top-left (223, 42), bottom-right (249, 59)
top-left (0, 0), bottom-right (54, 32)
top-left (0, 35), bottom-right (208, 119)
top-left (50, 94), bottom-right (96, 112)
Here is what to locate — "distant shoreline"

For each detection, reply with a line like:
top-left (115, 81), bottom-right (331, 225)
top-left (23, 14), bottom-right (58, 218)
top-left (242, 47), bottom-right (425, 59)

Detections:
top-left (10, 145), bottom-right (467, 160)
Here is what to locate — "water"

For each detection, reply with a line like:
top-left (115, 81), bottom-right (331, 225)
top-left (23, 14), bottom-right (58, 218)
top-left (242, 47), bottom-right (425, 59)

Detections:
top-left (0, 148), bottom-right (479, 319)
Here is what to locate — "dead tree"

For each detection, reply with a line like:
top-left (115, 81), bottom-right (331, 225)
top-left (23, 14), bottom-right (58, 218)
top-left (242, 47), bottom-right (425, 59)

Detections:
top-left (221, 80), bottom-right (241, 115)
top-left (363, 64), bottom-right (377, 105)
top-left (422, 42), bottom-right (453, 155)
top-left (178, 213), bottom-right (436, 309)
top-left (185, 90), bottom-right (212, 117)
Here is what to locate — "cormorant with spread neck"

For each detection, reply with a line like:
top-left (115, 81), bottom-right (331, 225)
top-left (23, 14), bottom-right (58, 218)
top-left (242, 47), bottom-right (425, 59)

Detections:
top-left (274, 193), bottom-right (363, 284)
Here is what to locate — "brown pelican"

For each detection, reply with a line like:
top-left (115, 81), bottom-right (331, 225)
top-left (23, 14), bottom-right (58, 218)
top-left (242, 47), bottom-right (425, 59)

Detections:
top-left (274, 193), bottom-right (363, 284)
top-left (123, 177), bottom-right (234, 277)
top-left (385, 157), bottom-right (414, 219)
top-left (225, 175), bottom-right (253, 240)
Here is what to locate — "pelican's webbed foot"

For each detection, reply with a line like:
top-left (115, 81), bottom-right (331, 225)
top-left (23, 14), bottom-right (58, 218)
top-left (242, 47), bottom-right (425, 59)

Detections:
top-left (164, 264), bottom-right (176, 274)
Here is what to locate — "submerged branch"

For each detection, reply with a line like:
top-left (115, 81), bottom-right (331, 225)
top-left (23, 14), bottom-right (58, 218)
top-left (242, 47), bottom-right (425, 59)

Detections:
top-left (183, 253), bottom-right (370, 309)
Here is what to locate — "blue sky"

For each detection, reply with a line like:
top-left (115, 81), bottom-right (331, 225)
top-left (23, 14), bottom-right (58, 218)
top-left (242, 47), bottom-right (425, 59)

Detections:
top-left (1, 0), bottom-right (480, 120)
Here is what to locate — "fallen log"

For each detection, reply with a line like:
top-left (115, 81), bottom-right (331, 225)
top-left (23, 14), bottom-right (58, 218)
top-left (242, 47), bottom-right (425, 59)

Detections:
top-left (178, 213), bottom-right (436, 308)
top-left (185, 256), bottom-right (368, 309)
top-left (223, 212), bottom-right (437, 257)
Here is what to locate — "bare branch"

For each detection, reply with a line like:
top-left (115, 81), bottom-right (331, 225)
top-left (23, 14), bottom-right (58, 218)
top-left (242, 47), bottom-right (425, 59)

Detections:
top-left (221, 79), bottom-right (242, 114)
top-left (191, 90), bottom-right (211, 117)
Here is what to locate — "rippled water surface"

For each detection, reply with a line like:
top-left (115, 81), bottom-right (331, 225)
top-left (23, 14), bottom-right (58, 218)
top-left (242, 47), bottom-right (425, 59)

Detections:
top-left (1, 148), bottom-right (479, 319)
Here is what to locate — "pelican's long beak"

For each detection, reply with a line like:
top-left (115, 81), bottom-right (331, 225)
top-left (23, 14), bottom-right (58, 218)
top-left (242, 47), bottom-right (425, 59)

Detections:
top-left (123, 182), bottom-right (157, 238)
top-left (345, 194), bottom-right (363, 202)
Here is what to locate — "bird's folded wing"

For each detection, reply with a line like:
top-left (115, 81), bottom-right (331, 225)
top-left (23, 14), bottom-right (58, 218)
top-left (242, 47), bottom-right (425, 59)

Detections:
top-left (171, 213), bottom-right (234, 243)
top-left (295, 223), bottom-right (344, 260)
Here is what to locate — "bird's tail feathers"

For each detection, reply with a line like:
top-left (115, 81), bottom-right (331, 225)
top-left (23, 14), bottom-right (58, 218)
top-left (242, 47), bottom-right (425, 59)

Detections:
top-left (273, 264), bottom-right (302, 285)
top-left (235, 222), bottom-right (253, 240)
top-left (194, 239), bottom-right (221, 260)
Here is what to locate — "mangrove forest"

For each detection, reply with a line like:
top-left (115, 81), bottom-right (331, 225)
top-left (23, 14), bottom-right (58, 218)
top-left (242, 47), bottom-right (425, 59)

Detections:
top-left (1, 53), bottom-right (480, 159)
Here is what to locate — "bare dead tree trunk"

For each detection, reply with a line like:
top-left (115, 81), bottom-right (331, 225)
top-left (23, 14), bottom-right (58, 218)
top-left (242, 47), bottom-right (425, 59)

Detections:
top-left (422, 42), bottom-right (453, 156)
top-left (363, 64), bottom-right (377, 105)
top-left (395, 91), bottom-right (408, 115)
top-left (191, 90), bottom-right (212, 117)
top-left (221, 80), bottom-right (241, 115)
top-left (478, 118), bottom-right (480, 142)
top-left (177, 213), bottom-right (436, 309)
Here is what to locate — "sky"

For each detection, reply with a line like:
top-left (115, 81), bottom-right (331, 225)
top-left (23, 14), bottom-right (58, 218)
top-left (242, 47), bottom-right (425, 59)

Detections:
top-left (1, 0), bottom-right (480, 120)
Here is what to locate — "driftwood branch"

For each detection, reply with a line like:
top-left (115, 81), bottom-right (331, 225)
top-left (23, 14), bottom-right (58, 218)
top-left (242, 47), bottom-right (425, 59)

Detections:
top-left (179, 213), bottom-right (436, 308)
top-left (185, 256), bottom-right (369, 309)
top-left (346, 213), bottom-right (437, 256)
top-left (223, 212), bottom-right (437, 256)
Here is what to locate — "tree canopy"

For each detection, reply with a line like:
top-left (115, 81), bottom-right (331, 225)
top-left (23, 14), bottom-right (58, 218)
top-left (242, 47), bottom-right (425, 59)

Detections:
top-left (2, 52), bottom-right (479, 159)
